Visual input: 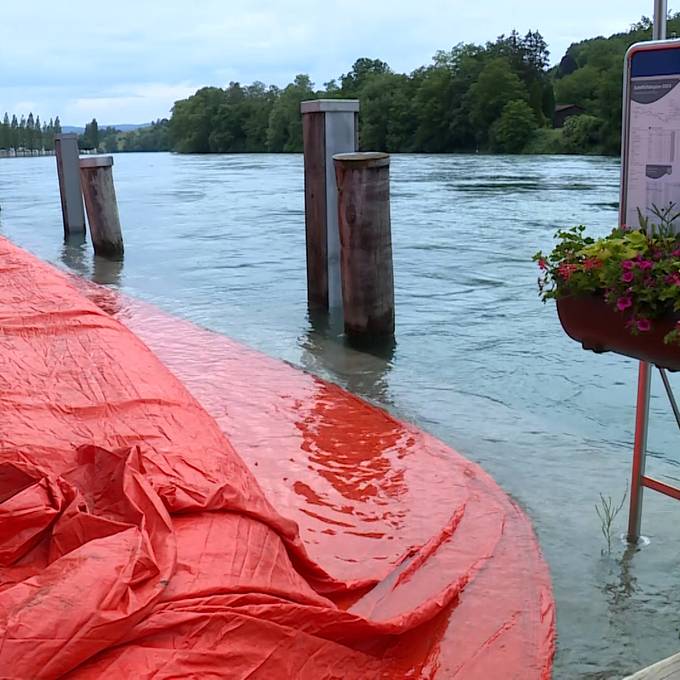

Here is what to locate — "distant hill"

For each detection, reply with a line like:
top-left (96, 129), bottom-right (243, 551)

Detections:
top-left (62, 123), bottom-right (151, 133)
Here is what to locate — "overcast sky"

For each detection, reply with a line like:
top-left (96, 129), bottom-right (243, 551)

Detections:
top-left (0, 1), bottom-right (674, 125)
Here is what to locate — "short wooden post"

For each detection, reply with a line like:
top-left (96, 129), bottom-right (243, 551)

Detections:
top-left (79, 156), bottom-right (124, 259)
top-left (333, 152), bottom-right (394, 339)
top-left (301, 99), bottom-right (359, 310)
top-left (55, 133), bottom-right (86, 235)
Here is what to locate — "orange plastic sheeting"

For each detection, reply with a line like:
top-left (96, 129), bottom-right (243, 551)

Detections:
top-left (0, 237), bottom-right (555, 679)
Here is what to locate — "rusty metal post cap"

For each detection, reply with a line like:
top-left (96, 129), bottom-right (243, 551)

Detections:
top-left (79, 156), bottom-right (114, 168)
top-left (332, 152), bottom-right (389, 167)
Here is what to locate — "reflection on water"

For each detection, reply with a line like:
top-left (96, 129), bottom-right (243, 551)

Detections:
top-left (61, 233), bottom-right (88, 277)
top-left (300, 306), bottom-right (396, 407)
top-left (93, 255), bottom-right (123, 286)
top-left (60, 233), bottom-right (125, 287)
top-left (1, 152), bottom-right (680, 677)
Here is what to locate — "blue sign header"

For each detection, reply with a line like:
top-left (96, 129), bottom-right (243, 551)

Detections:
top-left (631, 46), bottom-right (680, 77)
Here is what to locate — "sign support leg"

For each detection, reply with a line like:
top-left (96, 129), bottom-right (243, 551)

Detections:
top-left (628, 361), bottom-right (651, 542)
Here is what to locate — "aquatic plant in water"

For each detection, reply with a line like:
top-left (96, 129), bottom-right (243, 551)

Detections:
top-left (595, 485), bottom-right (628, 554)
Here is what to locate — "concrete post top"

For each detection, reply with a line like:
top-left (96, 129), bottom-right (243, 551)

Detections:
top-left (54, 133), bottom-right (79, 141)
top-left (333, 152), bottom-right (389, 168)
top-left (301, 99), bottom-right (360, 114)
top-left (79, 156), bottom-right (114, 168)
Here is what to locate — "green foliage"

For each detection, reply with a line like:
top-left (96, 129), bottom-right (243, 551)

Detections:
top-left (490, 99), bottom-right (537, 153)
top-left (534, 206), bottom-right (680, 343)
top-left (340, 58), bottom-right (392, 97)
top-left (561, 114), bottom-right (603, 153)
top-left (80, 118), bottom-right (99, 150)
top-left (523, 128), bottom-right (564, 154)
top-left (164, 30), bottom-right (554, 155)
top-left (467, 58), bottom-right (527, 144)
top-left (266, 75), bottom-right (314, 152)
top-left (0, 111), bottom-right (61, 151)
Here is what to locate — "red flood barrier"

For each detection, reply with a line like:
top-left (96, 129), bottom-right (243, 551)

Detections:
top-left (0, 237), bottom-right (555, 679)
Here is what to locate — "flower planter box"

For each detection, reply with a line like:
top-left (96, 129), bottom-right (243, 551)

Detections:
top-left (556, 295), bottom-right (680, 371)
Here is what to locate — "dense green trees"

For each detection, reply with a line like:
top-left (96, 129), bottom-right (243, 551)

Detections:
top-left (551, 12), bottom-right (680, 153)
top-left (80, 119), bottom-right (99, 150)
top-left (168, 30), bottom-right (556, 154)
top-left (490, 100), bottom-right (537, 153)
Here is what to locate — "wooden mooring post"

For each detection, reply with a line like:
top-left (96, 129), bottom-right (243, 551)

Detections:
top-left (79, 156), bottom-right (124, 259)
top-left (55, 133), bottom-right (86, 235)
top-left (300, 99), bottom-right (359, 310)
top-left (333, 152), bottom-right (394, 340)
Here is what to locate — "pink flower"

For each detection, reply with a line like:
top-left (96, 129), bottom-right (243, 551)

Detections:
top-left (621, 271), bottom-right (635, 283)
top-left (672, 248), bottom-right (680, 257)
top-left (666, 273), bottom-right (680, 286)
top-left (622, 260), bottom-right (635, 270)
top-left (637, 318), bottom-right (651, 332)
top-left (638, 259), bottom-right (653, 270)
top-left (617, 296), bottom-right (633, 311)
top-left (644, 276), bottom-right (655, 287)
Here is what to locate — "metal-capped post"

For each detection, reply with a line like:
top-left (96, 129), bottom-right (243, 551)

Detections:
top-left (55, 133), bottom-right (86, 235)
top-left (301, 99), bottom-right (359, 310)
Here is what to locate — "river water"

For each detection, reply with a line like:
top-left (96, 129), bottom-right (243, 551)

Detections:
top-left (1, 152), bottom-right (679, 679)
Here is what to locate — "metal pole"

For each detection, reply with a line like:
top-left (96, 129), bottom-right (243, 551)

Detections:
top-left (628, 361), bottom-right (651, 542)
top-left (654, 0), bottom-right (667, 39)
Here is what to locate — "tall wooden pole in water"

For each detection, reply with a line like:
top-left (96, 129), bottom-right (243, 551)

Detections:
top-left (55, 133), bottom-right (86, 235)
top-left (301, 99), bottom-right (359, 310)
top-left (627, 0), bottom-right (667, 543)
top-left (79, 156), bottom-right (124, 259)
top-left (333, 152), bottom-right (394, 340)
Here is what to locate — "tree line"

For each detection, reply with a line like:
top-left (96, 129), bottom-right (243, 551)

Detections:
top-left (169, 30), bottom-right (553, 155)
top-left (4, 14), bottom-right (680, 157)
top-left (0, 114), bottom-right (62, 151)
top-left (166, 13), bottom-right (680, 156)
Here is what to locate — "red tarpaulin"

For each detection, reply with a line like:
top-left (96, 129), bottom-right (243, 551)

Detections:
top-left (0, 237), bottom-right (555, 678)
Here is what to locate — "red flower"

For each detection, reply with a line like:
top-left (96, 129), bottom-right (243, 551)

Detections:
top-left (637, 318), bottom-right (651, 332)
top-left (583, 258), bottom-right (602, 270)
top-left (558, 263), bottom-right (578, 280)
top-left (538, 258), bottom-right (547, 270)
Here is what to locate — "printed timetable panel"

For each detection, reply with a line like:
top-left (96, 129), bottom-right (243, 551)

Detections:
top-left (623, 43), bottom-right (680, 228)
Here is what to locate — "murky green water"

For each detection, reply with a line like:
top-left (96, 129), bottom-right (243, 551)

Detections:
top-left (1, 152), bottom-right (679, 679)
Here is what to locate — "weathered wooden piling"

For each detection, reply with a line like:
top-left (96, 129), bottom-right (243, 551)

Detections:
top-left (333, 152), bottom-right (394, 339)
top-left (79, 156), bottom-right (124, 259)
top-left (55, 133), bottom-right (86, 235)
top-left (300, 99), bottom-right (359, 310)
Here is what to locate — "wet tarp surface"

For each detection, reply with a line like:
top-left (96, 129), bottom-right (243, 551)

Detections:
top-left (1, 238), bottom-right (555, 678)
